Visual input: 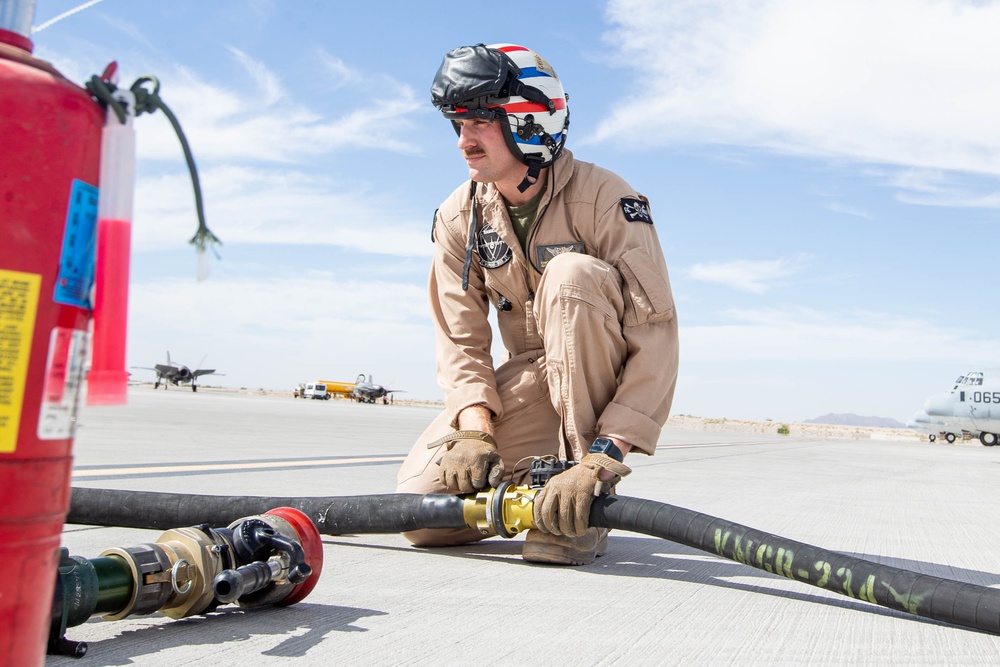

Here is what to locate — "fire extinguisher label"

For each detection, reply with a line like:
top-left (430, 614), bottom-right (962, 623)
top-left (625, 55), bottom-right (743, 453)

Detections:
top-left (0, 270), bottom-right (41, 453)
top-left (38, 328), bottom-right (89, 441)
top-left (54, 179), bottom-right (99, 310)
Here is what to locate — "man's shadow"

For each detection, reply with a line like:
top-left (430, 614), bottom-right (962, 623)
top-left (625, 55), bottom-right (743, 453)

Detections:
top-left (47, 533), bottom-right (999, 663)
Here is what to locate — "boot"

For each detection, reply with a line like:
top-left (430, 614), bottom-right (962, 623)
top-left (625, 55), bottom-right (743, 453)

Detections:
top-left (522, 527), bottom-right (609, 566)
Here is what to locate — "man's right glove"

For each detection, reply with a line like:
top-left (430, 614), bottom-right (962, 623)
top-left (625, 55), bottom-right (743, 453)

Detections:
top-left (428, 430), bottom-right (505, 494)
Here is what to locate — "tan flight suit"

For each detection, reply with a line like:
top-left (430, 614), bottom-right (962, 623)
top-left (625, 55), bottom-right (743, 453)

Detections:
top-left (396, 149), bottom-right (679, 545)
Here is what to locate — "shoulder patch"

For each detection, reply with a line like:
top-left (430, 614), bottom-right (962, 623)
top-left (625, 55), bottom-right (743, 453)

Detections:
top-left (620, 197), bottom-right (653, 224)
top-left (431, 208), bottom-right (438, 243)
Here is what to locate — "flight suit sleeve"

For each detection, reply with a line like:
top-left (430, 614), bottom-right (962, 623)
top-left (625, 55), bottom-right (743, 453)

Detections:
top-left (429, 205), bottom-right (504, 427)
top-left (593, 191), bottom-right (679, 456)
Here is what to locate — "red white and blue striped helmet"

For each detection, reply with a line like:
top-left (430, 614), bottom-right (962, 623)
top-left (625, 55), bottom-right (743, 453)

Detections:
top-left (432, 43), bottom-right (570, 170)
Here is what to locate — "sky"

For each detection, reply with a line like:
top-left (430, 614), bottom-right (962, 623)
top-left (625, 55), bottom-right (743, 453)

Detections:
top-left (20, 0), bottom-right (1000, 423)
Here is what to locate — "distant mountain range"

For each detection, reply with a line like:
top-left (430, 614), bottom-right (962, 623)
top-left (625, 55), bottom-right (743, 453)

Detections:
top-left (805, 413), bottom-right (906, 428)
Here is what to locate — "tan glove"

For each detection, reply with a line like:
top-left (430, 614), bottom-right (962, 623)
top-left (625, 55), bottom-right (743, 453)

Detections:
top-left (428, 430), bottom-right (505, 494)
top-left (533, 453), bottom-right (631, 537)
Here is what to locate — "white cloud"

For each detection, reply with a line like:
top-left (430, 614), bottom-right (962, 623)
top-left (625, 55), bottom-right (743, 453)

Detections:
top-left (670, 307), bottom-right (1000, 420)
top-left (596, 0), bottom-right (1000, 183)
top-left (879, 169), bottom-right (1000, 208)
top-left (315, 49), bottom-right (363, 88)
top-left (126, 272), bottom-right (440, 397)
top-left (676, 245), bottom-right (971, 437)
top-left (129, 60), bottom-right (422, 164)
top-left (824, 202), bottom-right (872, 220)
top-left (226, 46), bottom-right (285, 106)
top-left (687, 255), bottom-right (810, 293)
top-left (36, 40), bottom-right (425, 182)
top-left (133, 165), bottom-right (432, 256)
top-left (681, 307), bottom-right (1000, 363)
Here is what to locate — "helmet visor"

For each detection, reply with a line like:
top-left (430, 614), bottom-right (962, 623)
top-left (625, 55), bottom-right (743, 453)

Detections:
top-left (431, 44), bottom-right (520, 114)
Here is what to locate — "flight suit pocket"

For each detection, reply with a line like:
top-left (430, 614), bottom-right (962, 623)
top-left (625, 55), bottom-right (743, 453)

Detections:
top-left (617, 247), bottom-right (675, 327)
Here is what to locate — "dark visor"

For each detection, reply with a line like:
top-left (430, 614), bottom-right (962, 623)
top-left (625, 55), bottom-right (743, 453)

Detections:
top-left (431, 44), bottom-right (520, 112)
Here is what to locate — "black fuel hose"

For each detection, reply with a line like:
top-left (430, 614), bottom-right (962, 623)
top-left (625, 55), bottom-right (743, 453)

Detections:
top-left (68, 487), bottom-right (466, 534)
top-left (589, 495), bottom-right (1000, 635)
top-left (67, 487), bottom-right (1000, 635)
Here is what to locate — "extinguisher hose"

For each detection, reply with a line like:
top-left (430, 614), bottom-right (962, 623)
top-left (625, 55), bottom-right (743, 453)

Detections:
top-left (67, 487), bottom-right (1000, 634)
top-left (85, 72), bottom-right (221, 256)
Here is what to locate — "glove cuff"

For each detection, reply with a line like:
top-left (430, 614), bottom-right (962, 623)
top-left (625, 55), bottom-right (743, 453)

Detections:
top-left (582, 453), bottom-right (632, 477)
top-left (426, 430), bottom-right (498, 451)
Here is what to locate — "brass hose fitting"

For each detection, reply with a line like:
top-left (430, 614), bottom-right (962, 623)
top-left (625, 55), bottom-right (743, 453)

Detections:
top-left (461, 482), bottom-right (540, 538)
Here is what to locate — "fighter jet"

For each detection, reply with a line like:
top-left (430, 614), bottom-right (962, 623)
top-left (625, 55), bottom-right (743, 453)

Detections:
top-left (919, 369), bottom-right (1000, 446)
top-left (350, 374), bottom-right (403, 404)
top-left (133, 353), bottom-right (221, 392)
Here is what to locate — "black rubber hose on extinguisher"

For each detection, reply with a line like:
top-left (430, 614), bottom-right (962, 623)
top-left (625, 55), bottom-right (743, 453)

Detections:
top-left (67, 487), bottom-right (1000, 635)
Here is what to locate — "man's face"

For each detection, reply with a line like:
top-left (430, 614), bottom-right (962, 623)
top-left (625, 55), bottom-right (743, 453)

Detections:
top-left (455, 117), bottom-right (523, 185)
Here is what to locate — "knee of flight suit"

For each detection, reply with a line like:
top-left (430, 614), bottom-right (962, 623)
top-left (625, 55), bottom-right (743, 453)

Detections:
top-left (539, 252), bottom-right (609, 287)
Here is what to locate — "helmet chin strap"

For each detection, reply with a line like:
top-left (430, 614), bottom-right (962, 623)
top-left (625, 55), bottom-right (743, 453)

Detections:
top-left (517, 155), bottom-right (544, 193)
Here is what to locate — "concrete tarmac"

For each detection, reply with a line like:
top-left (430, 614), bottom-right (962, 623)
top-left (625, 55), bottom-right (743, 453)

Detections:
top-left (47, 387), bottom-right (1000, 666)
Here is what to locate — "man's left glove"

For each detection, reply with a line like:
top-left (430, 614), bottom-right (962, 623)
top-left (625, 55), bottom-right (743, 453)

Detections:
top-left (533, 454), bottom-right (632, 537)
top-left (429, 430), bottom-right (505, 494)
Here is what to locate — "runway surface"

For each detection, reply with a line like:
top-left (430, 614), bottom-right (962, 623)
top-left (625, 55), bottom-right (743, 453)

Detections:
top-left (48, 387), bottom-right (1000, 665)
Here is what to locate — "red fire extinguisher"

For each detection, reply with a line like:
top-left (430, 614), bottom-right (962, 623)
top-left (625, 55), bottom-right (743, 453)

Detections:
top-left (0, 6), bottom-right (104, 666)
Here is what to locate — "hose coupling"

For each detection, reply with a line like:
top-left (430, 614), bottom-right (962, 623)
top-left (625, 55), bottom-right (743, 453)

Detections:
top-left (462, 482), bottom-right (540, 538)
top-left (49, 507), bottom-right (323, 658)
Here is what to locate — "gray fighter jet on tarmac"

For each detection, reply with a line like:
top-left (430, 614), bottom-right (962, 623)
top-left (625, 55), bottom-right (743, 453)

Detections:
top-left (133, 352), bottom-right (221, 392)
top-left (351, 374), bottom-right (403, 404)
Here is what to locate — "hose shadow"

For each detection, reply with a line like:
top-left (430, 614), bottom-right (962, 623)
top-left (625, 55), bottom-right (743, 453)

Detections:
top-left (47, 602), bottom-right (386, 665)
top-left (832, 551), bottom-right (1000, 588)
top-left (588, 536), bottom-right (950, 629)
top-left (321, 534), bottom-right (971, 632)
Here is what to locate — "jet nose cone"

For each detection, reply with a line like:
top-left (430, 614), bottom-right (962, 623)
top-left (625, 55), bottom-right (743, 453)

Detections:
top-left (923, 392), bottom-right (954, 418)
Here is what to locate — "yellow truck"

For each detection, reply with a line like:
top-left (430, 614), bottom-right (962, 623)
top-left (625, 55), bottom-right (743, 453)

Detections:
top-left (317, 380), bottom-right (356, 399)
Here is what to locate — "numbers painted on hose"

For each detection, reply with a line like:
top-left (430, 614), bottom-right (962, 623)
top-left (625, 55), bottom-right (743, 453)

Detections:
top-left (972, 391), bottom-right (1000, 403)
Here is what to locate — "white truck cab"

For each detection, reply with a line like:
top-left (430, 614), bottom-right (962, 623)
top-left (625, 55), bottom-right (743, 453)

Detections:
top-left (302, 382), bottom-right (330, 400)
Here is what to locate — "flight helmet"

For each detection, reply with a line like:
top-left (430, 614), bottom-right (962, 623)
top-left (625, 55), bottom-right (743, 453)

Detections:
top-left (431, 43), bottom-right (570, 190)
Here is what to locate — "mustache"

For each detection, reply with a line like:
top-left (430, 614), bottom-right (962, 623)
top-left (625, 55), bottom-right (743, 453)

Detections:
top-left (463, 149), bottom-right (485, 158)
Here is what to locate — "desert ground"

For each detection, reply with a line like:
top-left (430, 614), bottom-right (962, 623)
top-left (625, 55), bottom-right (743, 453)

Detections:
top-left (186, 383), bottom-right (936, 443)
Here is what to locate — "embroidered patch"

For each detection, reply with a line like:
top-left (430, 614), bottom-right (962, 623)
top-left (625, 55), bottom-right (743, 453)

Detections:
top-left (476, 222), bottom-right (512, 269)
top-left (536, 242), bottom-right (585, 270)
top-left (620, 197), bottom-right (653, 224)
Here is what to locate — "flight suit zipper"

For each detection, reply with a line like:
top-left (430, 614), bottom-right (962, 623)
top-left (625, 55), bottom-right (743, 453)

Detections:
top-left (522, 162), bottom-right (557, 299)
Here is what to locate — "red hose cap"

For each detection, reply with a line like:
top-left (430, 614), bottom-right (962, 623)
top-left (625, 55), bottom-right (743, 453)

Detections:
top-left (266, 507), bottom-right (324, 605)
